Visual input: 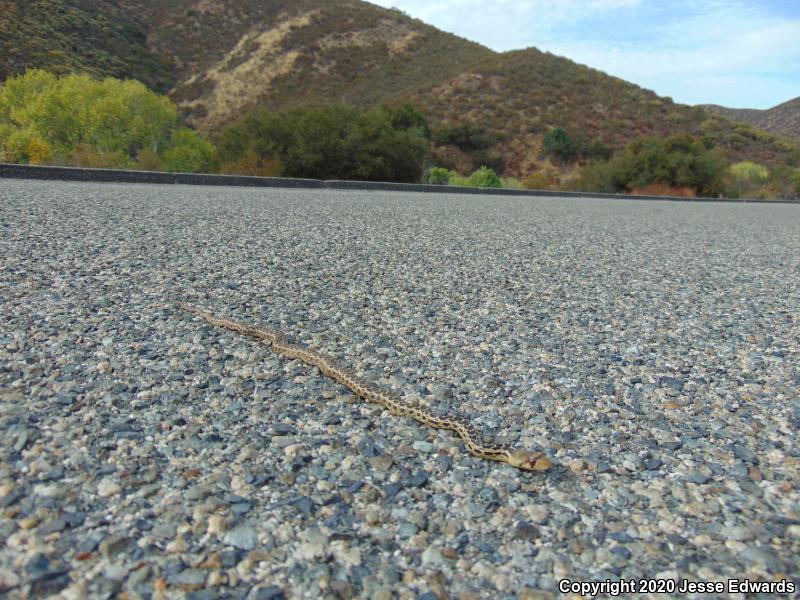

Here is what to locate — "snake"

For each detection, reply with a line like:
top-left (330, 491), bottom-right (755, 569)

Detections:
top-left (177, 302), bottom-right (551, 472)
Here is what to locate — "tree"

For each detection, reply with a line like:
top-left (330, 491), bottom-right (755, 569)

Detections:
top-left (216, 103), bottom-right (429, 182)
top-left (543, 127), bottom-right (579, 163)
top-left (468, 166), bottom-right (502, 188)
top-left (433, 124), bottom-right (497, 152)
top-left (426, 167), bottom-right (455, 184)
top-left (162, 128), bottom-right (215, 173)
top-left (88, 78), bottom-right (176, 156)
top-left (728, 161), bottom-right (768, 182)
top-left (382, 103), bottom-right (431, 139)
top-left (0, 69), bottom-right (211, 171)
top-left (586, 139), bottom-right (613, 162)
top-left (576, 133), bottom-right (727, 196)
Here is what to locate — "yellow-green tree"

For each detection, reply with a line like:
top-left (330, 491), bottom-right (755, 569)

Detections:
top-left (162, 129), bottom-right (215, 173)
top-left (729, 161), bottom-right (768, 182)
top-left (0, 69), bottom-right (213, 172)
top-left (726, 161), bottom-right (770, 198)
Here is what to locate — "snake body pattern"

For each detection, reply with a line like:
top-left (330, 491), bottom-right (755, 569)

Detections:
top-left (177, 302), bottom-right (551, 472)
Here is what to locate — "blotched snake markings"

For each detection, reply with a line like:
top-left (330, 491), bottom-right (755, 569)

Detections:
top-left (178, 302), bottom-right (551, 472)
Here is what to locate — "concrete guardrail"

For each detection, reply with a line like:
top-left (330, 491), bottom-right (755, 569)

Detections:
top-left (2, 162), bottom-right (798, 204)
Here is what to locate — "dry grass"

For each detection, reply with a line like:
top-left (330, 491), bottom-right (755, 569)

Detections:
top-left (178, 12), bottom-right (317, 132)
top-left (704, 97), bottom-right (800, 141)
top-left (630, 184), bottom-right (697, 198)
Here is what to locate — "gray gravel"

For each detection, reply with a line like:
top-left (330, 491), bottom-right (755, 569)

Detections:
top-left (1, 178), bottom-right (799, 599)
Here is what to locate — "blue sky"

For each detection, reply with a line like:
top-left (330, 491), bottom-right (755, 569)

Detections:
top-left (369, 0), bottom-right (800, 109)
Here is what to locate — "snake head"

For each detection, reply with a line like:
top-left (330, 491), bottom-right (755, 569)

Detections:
top-left (507, 450), bottom-right (552, 472)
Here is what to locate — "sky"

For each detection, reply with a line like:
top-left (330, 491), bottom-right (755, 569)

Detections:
top-left (369, 0), bottom-right (800, 109)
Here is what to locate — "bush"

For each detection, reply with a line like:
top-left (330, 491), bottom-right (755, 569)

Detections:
top-left (448, 174), bottom-right (471, 187)
top-left (382, 103), bottom-right (431, 139)
top-left (573, 162), bottom-right (619, 193)
top-left (586, 139), bottom-right (613, 162)
top-left (729, 161), bottom-right (768, 182)
top-left (63, 144), bottom-right (130, 169)
top-left (471, 150), bottom-right (505, 174)
top-left (523, 167), bottom-right (559, 190)
top-left (0, 69), bottom-right (212, 169)
top-left (426, 166), bottom-right (455, 184)
top-left (161, 128), bottom-right (215, 173)
top-left (543, 127), bottom-right (579, 163)
top-left (219, 147), bottom-right (284, 177)
top-left (725, 161), bottom-right (770, 198)
top-left (468, 166), bottom-right (502, 188)
top-left (216, 103), bottom-right (429, 182)
top-left (785, 167), bottom-right (800, 198)
top-left (576, 133), bottom-right (727, 196)
top-left (133, 148), bottom-right (166, 171)
top-left (2, 128), bottom-right (53, 164)
top-left (434, 124), bottom-right (497, 152)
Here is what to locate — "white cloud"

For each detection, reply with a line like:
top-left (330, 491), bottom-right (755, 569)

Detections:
top-left (373, 0), bottom-right (643, 50)
top-left (539, 4), bottom-right (800, 107)
top-left (368, 0), bottom-right (800, 108)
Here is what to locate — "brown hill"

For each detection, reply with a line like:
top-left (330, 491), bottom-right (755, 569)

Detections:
top-left (2, 0), bottom-right (798, 176)
top-left (703, 98), bottom-right (800, 141)
top-left (112, 0), bottom-right (492, 133)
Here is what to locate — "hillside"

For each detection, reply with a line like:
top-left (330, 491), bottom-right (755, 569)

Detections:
top-left (703, 98), bottom-right (800, 141)
top-left (113, 0), bottom-right (493, 133)
top-left (0, 0), bottom-right (175, 93)
top-left (410, 48), bottom-right (707, 175)
top-left (1, 0), bottom-right (798, 177)
top-left (407, 49), bottom-right (797, 175)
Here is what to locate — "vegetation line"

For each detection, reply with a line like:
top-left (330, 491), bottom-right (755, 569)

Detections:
top-left (2, 70), bottom-right (799, 200)
top-left (3, 162), bottom-right (798, 205)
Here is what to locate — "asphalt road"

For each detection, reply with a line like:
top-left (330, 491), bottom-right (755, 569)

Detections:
top-left (1, 179), bottom-right (798, 598)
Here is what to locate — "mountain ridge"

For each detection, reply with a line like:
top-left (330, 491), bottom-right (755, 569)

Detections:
top-left (702, 97), bottom-right (800, 141)
top-left (1, 0), bottom-right (798, 176)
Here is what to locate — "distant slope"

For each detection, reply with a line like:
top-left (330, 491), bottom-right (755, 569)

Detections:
top-left (703, 98), bottom-right (800, 141)
top-left (410, 48), bottom-right (704, 174)
top-left (408, 48), bottom-right (797, 174)
top-left (113, 0), bottom-right (493, 133)
top-left (0, 0), bottom-right (175, 93)
top-left (1, 0), bottom-right (798, 176)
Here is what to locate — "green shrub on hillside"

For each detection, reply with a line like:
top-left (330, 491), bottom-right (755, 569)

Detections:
top-left (729, 161), bottom-right (769, 182)
top-left (0, 127), bottom-right (53, 164)
top-left (523, 167), bottom-right (559, 190)
top-left (447, 174), bottom-right (471, 187)
top-left (785, 167), bottom-right (800, 197)
top-left (0, 0), bottom-right (175, 93)
top-left (724, 161), bottom-right (770, 198)
top-left (468, 166), bottom-right (502, 188)
top-left (426, 166), bottom-right (455, 184)
top-left (471, 150), bottom-right (505, 174)
top-left (216, 104), bottom-right (429, 182)
top-left (382, 103), bottom-right (431, 140)
top-left (162, 128), bottom-right (216, 173)
top-left (576, 133), bottom-right (727, 196)
top-left (573, 162), bottom-right (619, 194)
top-left (586, 139), bottom-right (613, 162)
top-left (543, 127), bottom-right (579, 163)
top-left (434, 124), bottom-right (498, 152)
top-left (764, 165), bottom-right (800, 199)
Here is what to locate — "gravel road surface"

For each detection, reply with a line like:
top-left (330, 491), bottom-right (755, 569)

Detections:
top-left (1, 179), bottom-right (798, 599)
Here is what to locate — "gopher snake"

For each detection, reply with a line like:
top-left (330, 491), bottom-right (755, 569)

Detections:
top-left (177, 302), bottom-right (551, 472)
